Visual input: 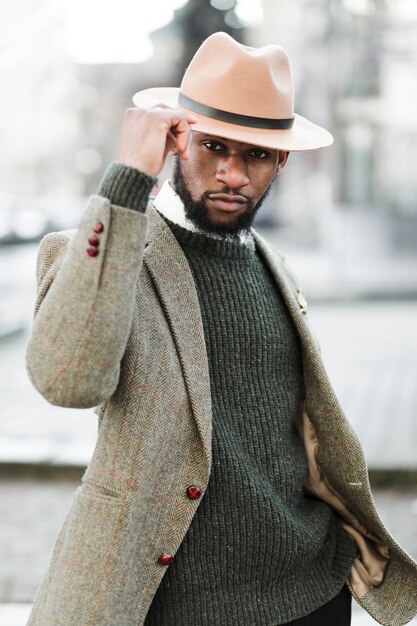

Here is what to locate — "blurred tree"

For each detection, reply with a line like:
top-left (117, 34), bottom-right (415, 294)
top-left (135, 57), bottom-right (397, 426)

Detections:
top-left (151, 0), bottom-right (245, 85)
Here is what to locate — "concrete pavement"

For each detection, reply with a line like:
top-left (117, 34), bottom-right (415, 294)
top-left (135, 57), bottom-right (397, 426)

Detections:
top-left (307, 300), bottom-right (417, 470)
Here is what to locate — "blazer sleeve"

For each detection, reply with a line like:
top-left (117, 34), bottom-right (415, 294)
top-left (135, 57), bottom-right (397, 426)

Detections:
top-left (25, 194), bottom-right (149, 409)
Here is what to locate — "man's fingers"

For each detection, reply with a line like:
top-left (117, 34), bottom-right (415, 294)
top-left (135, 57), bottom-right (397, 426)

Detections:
top-left (145, 106), bottom-right (194, 158)
top-left (119, 105), bottom-right (198, 175)
top-left (166, 130), bottom-right (177, 155)
top-left (183, 125), bottom-right (194, 159)
top-left (158, 108), bottom-right (198, 159)
top-left (169, 112), bottom-right (198, 159)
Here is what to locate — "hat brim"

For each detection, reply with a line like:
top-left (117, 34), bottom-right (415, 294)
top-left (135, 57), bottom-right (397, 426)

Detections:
top-left (132, 87), bottom-right (333, 152)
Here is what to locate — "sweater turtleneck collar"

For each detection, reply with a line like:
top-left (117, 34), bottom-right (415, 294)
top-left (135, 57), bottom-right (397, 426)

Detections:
top-left (159, 211), bottom-right (256, 260)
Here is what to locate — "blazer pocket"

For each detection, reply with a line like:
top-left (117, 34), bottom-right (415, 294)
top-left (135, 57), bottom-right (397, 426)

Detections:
top-left (29, 486), bottom-right (126, 626)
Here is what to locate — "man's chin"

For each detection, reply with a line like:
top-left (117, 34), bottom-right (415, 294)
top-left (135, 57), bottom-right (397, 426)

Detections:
top-left (184, 200), bottom-right (255, 237)
top-left (207, 210), bottom-right (245, 226)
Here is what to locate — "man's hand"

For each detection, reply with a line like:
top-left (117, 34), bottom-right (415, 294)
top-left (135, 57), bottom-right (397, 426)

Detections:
top-left (117, 105), bottom-right (198, 177)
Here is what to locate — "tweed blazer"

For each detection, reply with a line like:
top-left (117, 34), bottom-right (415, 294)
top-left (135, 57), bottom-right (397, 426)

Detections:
top-left (25, 195), bottom-right (417, 626)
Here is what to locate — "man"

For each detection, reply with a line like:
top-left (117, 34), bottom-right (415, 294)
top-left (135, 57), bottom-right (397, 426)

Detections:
top-left (26, 32), bottom-right (416, 626)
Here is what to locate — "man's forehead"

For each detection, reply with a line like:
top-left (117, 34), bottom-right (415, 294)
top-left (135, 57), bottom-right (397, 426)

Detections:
top-left (191, 130), bottom-right (275, 152)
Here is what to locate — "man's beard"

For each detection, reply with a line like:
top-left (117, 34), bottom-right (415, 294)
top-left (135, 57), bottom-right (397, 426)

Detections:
top-left (172, 156), bottom-right (274, 239)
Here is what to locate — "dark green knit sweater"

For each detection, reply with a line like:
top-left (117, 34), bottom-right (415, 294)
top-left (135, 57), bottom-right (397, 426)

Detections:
top-left (98, 164), bottom-right (358, 625)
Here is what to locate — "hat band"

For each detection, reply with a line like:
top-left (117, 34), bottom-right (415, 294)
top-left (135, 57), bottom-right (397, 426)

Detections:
top-left (179, 93), bottom-right (294, 130)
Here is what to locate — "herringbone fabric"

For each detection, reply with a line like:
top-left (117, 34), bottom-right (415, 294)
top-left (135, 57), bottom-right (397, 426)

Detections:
top-left (25, 196), bottom-right (417, 626)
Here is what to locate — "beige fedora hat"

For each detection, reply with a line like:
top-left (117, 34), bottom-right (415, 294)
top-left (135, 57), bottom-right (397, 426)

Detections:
top-left (133, 31), bottom-right (333, 152)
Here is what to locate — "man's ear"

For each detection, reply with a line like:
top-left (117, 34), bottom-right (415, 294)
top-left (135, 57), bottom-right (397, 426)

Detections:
top-left (276, 150), bottom-right (290, 174)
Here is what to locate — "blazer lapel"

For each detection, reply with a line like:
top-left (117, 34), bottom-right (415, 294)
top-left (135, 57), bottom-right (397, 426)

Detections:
top-left (251, 228), bottom-right (321, 362)
top-left (142, 205), bottom-right (212, 466)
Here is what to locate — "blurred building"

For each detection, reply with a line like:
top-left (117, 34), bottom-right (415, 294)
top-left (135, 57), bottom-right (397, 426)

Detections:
top-left (251, 0), bottom-right (417, 250)
top-left (1, 1), bottom-right (81, 196)
top-left (1, 0), bottom-right (417, 256)
top-left (331, 0), bottom-right (417, 250)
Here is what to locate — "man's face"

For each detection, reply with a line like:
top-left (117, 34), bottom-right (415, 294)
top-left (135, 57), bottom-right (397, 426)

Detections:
top-left (171, 132), bottom-right (289, 238)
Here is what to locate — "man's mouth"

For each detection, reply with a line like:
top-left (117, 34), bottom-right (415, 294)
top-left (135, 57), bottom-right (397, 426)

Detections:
top-left (207, 193), bottom-right (248, 212)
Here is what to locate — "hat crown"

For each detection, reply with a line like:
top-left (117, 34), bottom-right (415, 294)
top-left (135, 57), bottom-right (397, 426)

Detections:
top-left (180, 32), bottom-right (294, 120)
top-left (132, 32), bottom-right (333, 151)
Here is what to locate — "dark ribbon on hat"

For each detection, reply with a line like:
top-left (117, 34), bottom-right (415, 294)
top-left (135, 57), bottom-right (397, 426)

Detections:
top-left (179, 93), bottom-right (294, 130)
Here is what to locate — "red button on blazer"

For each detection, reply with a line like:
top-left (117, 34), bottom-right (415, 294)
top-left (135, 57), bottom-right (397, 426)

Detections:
top-left (186, 485), bottom-right (202, 500)
top-left (87, 247), bottom-right (99, 257)
top-left (93, 221), bottom-right (104, 233)
top-left (158, 553), bottom-right (173, 565)
top-left (88, 235), bottom-right (100, 247)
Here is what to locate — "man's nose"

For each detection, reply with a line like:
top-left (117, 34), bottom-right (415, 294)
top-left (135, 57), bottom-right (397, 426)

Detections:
top-left (215, 155), bottom-right (250, 189)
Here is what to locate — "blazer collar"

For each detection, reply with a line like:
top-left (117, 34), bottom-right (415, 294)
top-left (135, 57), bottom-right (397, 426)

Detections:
top-left (143, 204), bottom-right (212, 467)
top-left (249, 228), bottom-right (318, 356)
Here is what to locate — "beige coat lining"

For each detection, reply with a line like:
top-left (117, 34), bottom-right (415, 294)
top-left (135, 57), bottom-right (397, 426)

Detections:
top-left (295, 403), bottom-right (390, 599)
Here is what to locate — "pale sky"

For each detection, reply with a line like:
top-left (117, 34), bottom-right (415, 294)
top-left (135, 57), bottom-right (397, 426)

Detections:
top-left (64, 0), bottom-right (263, 63)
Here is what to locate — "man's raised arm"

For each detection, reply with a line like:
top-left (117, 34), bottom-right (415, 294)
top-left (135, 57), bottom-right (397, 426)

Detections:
top-left (25, 106), bottom-right (197, 408)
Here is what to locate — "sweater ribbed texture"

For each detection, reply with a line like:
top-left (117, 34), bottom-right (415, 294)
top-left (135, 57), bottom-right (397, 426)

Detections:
top-left (145, 216), bottom-right (358, 625)
top-left (97, 162), bottom-right (157, 212)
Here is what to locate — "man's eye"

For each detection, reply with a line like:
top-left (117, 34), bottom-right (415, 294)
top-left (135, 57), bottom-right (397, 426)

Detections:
top-left (203, 142), bottom-right (223, 151)
top-left (250, 149), bottom-right (268, 159)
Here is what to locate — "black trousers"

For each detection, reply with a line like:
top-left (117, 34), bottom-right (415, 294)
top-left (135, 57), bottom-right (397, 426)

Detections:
top-left (285, 584), bottom-right (352, 626)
